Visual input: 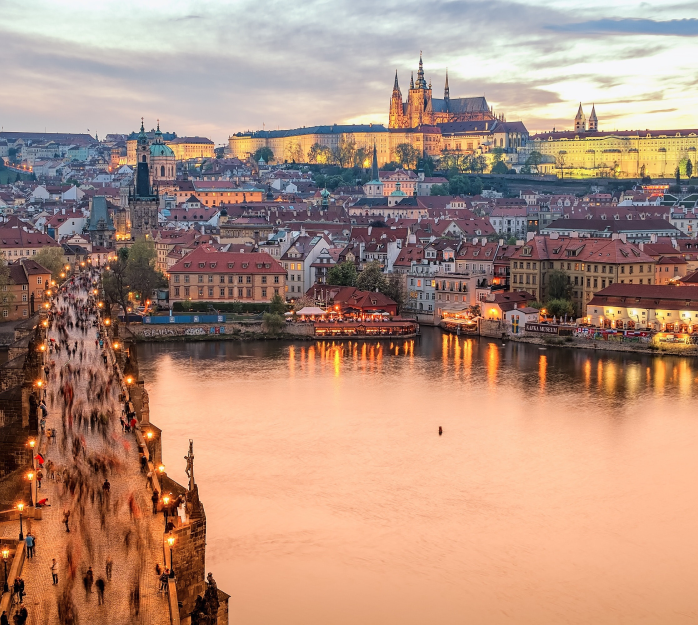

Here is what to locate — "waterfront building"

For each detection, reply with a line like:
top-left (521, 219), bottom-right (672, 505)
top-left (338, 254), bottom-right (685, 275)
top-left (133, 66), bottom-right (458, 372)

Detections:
top-left (480, 290), bottom-right (536, 320)
top-left (509, 235), bottom-right (656, 315)
top-left (530, 105), bottom-right (698, 178)
top-left (280, 234), bottom-right (330, 297)
top-left (168, 245), bottom-right (286, 304)
top-left (587, 283), bottom-right (698, 331)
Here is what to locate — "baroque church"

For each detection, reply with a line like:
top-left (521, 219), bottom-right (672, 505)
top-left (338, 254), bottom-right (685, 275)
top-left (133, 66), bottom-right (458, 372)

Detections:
top-left (128, 119), bottom-right (170, 235)
top-left (389, 53), bottom-right (499, 129)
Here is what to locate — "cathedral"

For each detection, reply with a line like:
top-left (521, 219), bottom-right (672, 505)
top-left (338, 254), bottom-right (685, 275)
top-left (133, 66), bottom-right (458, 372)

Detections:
top-left (128, 119), bottom-right (164, 235)
top-left (389, 53), bottom-right (499, 129)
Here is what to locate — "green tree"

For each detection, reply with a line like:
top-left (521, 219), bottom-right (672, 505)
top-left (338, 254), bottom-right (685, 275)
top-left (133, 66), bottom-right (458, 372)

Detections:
top-left (34, 246), bottom-right (66, 282)
top-left (262, 312), bottom-right (286, 334)
top-left (547, 269), bottom-right (572, 300)
top-left (286, 142), bottom-right (304, 164)
top-left (491, 160), bottom-right (509, 174)
top-left (430, 183), bottom-right (449, 196)
top-left (395, 143), bottom-right (419, 169)
top-left (525, 151), bottom-right (542, 174)
top-left (331, 135), bottom-right (356, 168)
top-left (268, 293), bottom-right (288, 315)
top-left (491, 147), bottom-right (505, 164)
top-left (675, 166), bottom-right (681, 186)
top-left (356, 260), bottom-right (387, 293)
top-left (417, 156), bottom-right (435, 177)
top-left (253, 146), bottom-right (274, 164)
top-left (327, 260), bottom-right (357, 287)
top-left (383, 273), bottom-right (406, 313)
top-left (354, 147), bottom-right (371, 168)
top-left (125, 237), bottom-right (165, 303)
top-left (687, 159), bottom-right (694, 180)
top-left (545, 298), bottom-right (575, 319)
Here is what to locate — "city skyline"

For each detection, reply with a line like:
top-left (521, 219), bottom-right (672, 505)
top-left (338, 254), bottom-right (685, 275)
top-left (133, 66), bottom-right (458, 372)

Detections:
top-left (2, 0), bottom-right (698, 143)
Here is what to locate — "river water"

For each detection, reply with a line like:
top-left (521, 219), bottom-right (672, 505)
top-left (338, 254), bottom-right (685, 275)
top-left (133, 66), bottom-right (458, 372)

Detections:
top-left (136, 328), bottom-right (698, 624)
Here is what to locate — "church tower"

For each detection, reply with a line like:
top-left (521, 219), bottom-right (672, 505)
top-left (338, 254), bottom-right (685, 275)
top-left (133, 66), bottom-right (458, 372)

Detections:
top-left (588, 104), bottom-right (598, 132)
top-left (574, 103), bottom-right (586, 132)
top-left (129, 118), bottom-right (161, 236)
top-left (389, 71), bottom-right (406, 128)
top-left (444, 70), bottom-right (450, 112)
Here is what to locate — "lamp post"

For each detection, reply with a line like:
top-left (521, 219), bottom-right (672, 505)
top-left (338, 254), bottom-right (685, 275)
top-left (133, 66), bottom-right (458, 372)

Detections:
top-left (167, 535), bottom-right (175, 578)
top-left (2, 546), bottom-right (9, 593)
top-left (17, 503), bottom-right (24, 541)
top-left (162, 494), bottom-right (170, 530)
top-left (27, 472), bottom-right (35, 507)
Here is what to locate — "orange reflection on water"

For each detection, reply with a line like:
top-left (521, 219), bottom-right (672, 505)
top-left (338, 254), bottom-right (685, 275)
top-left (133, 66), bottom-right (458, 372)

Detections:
top-left (487, 342), bottom-right (499, 387)
top-left (583, 358), bottom-right (591, 390)
top-left (539, 354), bottom-right (547, 391)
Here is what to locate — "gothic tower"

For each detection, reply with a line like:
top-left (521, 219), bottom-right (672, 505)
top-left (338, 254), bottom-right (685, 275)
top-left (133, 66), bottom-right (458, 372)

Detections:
top-left (444, 70), bottom-right (450, 112)
top-left (574, 103), bottom-right (586, 132)
top-left (588, 104), bottom-right (598, 132)
top-left (389, 71), bottom-right (406, 128)
top-left (129, 118), bottom-right (161, 235)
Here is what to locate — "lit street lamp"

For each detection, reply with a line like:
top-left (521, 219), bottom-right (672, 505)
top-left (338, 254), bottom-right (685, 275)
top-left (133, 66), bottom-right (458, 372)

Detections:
top-left (27, 471), bottom-right (36, 507)
top-left (167, 535), bottom-right (175, 578)
top-left (2, 546), bottom-right (9, 593)
top-left (17, 503), bottom-right (24, 540)
top-left (162, 494), bottom-right (170, 529)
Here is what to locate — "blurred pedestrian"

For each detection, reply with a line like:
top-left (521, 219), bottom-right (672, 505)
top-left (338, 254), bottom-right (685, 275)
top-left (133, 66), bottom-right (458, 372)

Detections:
top-left (51, 558), bottom-right (58, 585)
top-left (96, 577), bottom-right (105, 605)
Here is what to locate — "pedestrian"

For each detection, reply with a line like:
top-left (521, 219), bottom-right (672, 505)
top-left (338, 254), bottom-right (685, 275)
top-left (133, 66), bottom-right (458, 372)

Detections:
top-left (51, 558), bottom-right (58, 585)
top-left (0, 610), bottom-right (8, 625)
top-left (151, 490), bottom-right (159, 514)
top-left (102, 479), bottom-right (110, 496)
top-left (86, 566), bottom-right (94, 593)
top-left (159, 569), bottom-right (169, 592)
top-left (96, 577), bottom-right (105, 605)
top-left (62, 509), bottom-right (70, 532)
top-left (105, 557), bottom-right (113, 581)
top-left (119, 416), bottom-right (125, 432)
top-left (17, 607), bottom-right (27, 625)
top-left (25, 533), bottom-right (34, 559)
top-left (12, 579), bottom-right (20, 604)
top-left (18, 578), bottom-right (24, 604)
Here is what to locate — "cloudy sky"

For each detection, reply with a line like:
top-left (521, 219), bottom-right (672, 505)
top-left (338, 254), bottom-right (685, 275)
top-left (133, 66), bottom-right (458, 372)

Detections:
top-left (2, 0), bottom-right (698, 143)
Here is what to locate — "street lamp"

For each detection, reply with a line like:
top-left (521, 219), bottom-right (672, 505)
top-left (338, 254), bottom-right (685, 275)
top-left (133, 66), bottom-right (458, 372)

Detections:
top-left (146, 431), bottom-right (153, 441)
top-left (158, 464), bottom-right (165, 475)
top-left (17, 503), bottom-right (24, 540)
top-left (2, 546), bottom-right (9, 593)
top-left (27, 472), bottom-right (35, 507)
top-left (167, 535), bottom-right (175, 578)
top-left (112, 342), bottom-right (119, 350)
top-left (162, 494), bottom-right (170, 529)
top-left (125, 375), bottom-right (134, 386)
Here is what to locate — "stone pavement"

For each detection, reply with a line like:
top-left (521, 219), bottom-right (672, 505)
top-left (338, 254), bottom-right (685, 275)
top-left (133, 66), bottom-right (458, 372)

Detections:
top-left (0, 283), bottom-right (171, 625)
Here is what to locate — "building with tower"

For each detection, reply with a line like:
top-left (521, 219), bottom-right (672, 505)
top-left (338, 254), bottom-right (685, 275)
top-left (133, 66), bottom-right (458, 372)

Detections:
top-left (389, 53), bottom-right (498, 129)
top-left (149, 122), bottom-right (176, 183)
top-left (87, 196), bottom-right (116, 248)
top-left (128, 119), bottom-right (162, 235)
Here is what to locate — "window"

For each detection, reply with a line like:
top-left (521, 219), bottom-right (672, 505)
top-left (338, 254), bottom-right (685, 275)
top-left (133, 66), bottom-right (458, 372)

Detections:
top-left (22, 294), bottom-right (27, 302)
top-left (246, 288), bottom-right (252, 298)
top-left (621, 266), bottom-right (625, 274)
top-left (37, 276), bottom-right (42, 284)
top-left (246, 276), bottom-right (251, 284)
top-left (184, 287), bottom-right (190, 297)
top-left (262, 288), bottom-right (267, 297)
top-left (587, 277), bottom-right (591, 287)
top-left (274, 288), bottom-right (279, 295)
top-left (261, 276), bottom-right (267, 284)
top-left (209, 275), bottom-right (214, 283)
top-left (220, 276), bottom-right (225, 284)
top-left (238, 288), bottom-right (243, 297)
top-left (198, 275), bottom-right (204, 283)
top-left (274, 276), bottom-right (279, 284)
top-left (238, 276), bottom-right (243, 283)
top-left (593, 278), bottom-right (597, 288)
top-left (2, 310), bottom-right (6, 318)
top-left (184, 275), bottom-right (190, 283)
top-left (208, 287), bottom-right (214, 297)
top-left (198, 288), bottom-right (204, 296)
top-left (22, 284), bottom-right (27, 291)
top-left (174, 287), bottom-right (180, 296)
top-left (160, 165), bottom-right (165, 177)
top-left (229, 288), bottom-right (234, 297)
top-left (219, 288), bottom-right (225, 297)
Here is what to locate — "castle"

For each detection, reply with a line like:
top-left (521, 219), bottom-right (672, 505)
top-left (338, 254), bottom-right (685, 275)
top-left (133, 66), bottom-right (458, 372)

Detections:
top-left (389, 53), bottom-right (499, 129)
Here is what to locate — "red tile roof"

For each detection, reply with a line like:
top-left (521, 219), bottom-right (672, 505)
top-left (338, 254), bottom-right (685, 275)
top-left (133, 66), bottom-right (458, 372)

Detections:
top-left (169, 245), bottom-right (285, 274)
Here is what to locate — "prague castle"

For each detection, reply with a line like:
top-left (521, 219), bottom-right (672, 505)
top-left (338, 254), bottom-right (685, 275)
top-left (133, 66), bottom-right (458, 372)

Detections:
top-left (531, 104), bottom-right (698, 179)
top-left (389, 53), bottom-right (498, 129)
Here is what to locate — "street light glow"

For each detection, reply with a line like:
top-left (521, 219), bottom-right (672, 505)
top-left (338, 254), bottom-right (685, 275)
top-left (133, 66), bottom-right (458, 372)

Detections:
top-left (17, 503), bottom-right (24, 512)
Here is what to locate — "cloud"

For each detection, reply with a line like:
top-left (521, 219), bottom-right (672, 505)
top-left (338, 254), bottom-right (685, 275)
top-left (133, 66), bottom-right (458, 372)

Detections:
top-left (550, 18), bottom-right (698, 36)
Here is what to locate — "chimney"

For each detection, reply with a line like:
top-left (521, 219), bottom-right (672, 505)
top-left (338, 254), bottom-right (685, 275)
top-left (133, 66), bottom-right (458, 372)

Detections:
top-left (526, 232), bottom-right (535, 242)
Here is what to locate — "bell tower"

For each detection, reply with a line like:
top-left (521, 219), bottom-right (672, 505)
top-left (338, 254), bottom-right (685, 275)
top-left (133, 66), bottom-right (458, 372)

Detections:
top-left (574, 103), bottom-right (586, 132)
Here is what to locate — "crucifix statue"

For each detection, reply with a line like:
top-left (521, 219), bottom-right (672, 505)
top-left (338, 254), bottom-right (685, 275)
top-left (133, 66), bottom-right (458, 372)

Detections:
top-left (184, 439), bottom-right (195, 491)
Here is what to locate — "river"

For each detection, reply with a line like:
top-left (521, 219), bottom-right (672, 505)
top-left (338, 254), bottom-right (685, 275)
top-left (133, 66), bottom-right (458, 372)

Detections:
top-left (136, 328), bottom-right (698, 624)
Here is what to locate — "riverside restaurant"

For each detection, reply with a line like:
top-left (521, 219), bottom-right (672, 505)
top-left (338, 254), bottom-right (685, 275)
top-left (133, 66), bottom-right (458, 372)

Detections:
top-left (314, 320), bottom-right (418, 338)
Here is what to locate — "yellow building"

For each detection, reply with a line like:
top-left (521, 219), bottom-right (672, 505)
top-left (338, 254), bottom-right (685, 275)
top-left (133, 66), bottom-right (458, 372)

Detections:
top-left (530, 105), bottom-right (698, 178)
top-left (228, 124), bottom-right (437, 166)
top-left (167, 137), bottom-right (215, 160)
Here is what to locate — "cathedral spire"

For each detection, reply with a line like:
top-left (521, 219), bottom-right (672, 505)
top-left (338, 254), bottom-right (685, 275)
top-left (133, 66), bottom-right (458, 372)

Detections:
top-left (574, 102), bottom-right (586, 132)
top-left (588, 104), bottom-right (598, 132)
top-left (410, 72), bottom-right (414, 89)
top-left (417, 51), bottom-right (427, 89)
top-left (444, 70), bottom-right (450, 101)
top-left (393, 70), bottom-right (399, 92)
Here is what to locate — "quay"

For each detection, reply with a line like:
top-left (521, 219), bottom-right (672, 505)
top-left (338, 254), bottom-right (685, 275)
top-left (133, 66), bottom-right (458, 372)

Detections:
top-left (0, 272), bottom-right (228, 625)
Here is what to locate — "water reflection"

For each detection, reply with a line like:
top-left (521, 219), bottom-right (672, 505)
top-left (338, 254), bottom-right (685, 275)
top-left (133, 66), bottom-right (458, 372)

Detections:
top-left (136, 328), bottom-right (698, 625)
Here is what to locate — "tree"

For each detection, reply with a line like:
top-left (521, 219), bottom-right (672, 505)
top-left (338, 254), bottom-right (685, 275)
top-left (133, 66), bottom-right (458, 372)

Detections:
top-left (102, 248), bottom-right (130, 323)
top-left (545, 298), bottom-right (575, 319)
top-left (383, 273), bottom-right (406, 313)
top-left (214, 147), bottom-right (225, 159)
top-left (675, 166), bottom-right (681, 186)
top-left (262, 312), bottom-right (286, 334)
top-left (286, 142), bottom-right (304, 164)
top-left (126, 237), bottom-right (165, 304)
top-left (430, 183), bottom-right (449, 196)
top-left (331, 135), bottom-right (356, 168)
top-left (417, 156), bottom-right (435, 177)
top-left (292, 294), bottom-right (313, 311)
top-left (395, 143), bottom-right (419, 169)
top-left (34, 246), bottom-right (66, 282)
top-left (253, 147), bottom-right (274, 164)
top-left (556, 152), bottom-right (567, 179)
top-left (268, 293), bottom-right (288, 315)
top-left (547, 269), bottom-right (572, 300)
top-left (525, 151), bottom-right (543, 174)
top-left (354, 147), bottom-right (371, 169)
top-left (491, 147), bottom-right (505, 164)
top-left (687, 159), bottom-right (694, 180)
top-left (356, 260), bottom-right (387, 293)
top-left (491, 160), bottom-right (509, 174)
top-left (327, 260), bottom-right (357, 287)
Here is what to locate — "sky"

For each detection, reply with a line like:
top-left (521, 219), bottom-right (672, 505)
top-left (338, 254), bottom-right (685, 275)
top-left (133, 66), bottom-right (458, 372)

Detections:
top-left (1, 0), bottom-right (698, 144)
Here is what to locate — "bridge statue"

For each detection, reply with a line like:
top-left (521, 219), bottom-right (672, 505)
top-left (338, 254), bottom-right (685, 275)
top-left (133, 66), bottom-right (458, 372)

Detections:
top-left (184, 439), bottom-right (195, 491)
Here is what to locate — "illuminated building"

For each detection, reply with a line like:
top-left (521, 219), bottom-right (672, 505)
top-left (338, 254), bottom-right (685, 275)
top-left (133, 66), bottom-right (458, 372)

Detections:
top-left (531, 105), bottom-right (698, 178)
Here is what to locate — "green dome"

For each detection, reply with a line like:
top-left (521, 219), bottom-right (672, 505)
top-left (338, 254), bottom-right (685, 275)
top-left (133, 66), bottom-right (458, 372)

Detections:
top-left (150, 143), bottom-right (174, 157)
